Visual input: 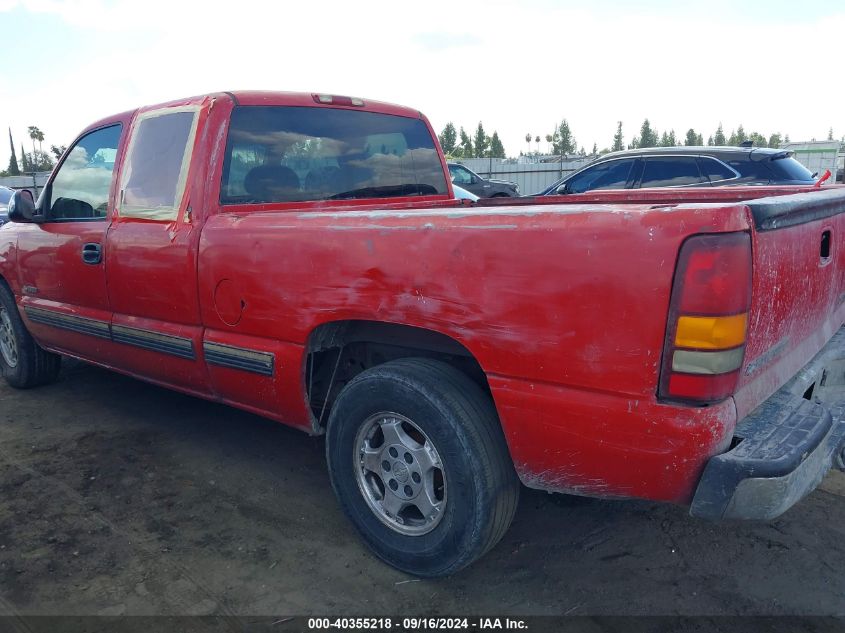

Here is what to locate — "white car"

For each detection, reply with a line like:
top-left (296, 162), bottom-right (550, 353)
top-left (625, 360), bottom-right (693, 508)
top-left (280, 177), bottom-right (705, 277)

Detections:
top-left (452, 184), bottom-right (478, 202)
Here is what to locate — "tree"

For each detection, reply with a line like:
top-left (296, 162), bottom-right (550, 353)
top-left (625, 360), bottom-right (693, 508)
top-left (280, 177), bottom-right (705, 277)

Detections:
top-left (713, 123), bottom-right (726, 146)
top-left (471, 122), bottom-right (489, 158)
top-left (489, 132), bottom-right (506, 158)
top-left (591, 142), bottom-right (597, 155)
top-left (768, 132), bottom-right (782, 149)
top-left (27, 126), bottom-right (44, 158)
top-left (734, 124), bottom-right (747, 145)
top-left (748, 131), bottom-right (767, 147)
top-left (20, 144), bottom-right (29, 171)
top-left (438, 122), bottom-right (457, 155)
top-left (696, 133), bottom-right (704, 145)
top-left (553, 119), bottom-right (576, 155)
top-left (660, 130), bottom-right (676, 147)
top-left (707, 135), bottom-right (714, 146)
top-left (612, 121), bottom-right (624, 152)
top-left (534, 136), bottom-right (541, 154)
top-left (684, 128), bottom-right (699, 146)
top-left (828, 127), bottom-right (834, 141)
top-left (50, 145), bottom-right (67, 160)
top-left (459, 127), bottom-right (473, 157)
top-left (638, 119), bottom-right (658, 148)
top-left (7, 128), bottom-right (20, 176)
top-left (21, 150), bottom-right (53, 172)
top-left (784, 134), bottom-right (790, 144)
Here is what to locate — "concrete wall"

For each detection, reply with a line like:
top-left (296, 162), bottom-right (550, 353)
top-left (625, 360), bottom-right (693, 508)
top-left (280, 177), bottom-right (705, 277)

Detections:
top-left (0, 172), bottom-right (51, 196)
top-left (782, 141), bottom-right (840, 182)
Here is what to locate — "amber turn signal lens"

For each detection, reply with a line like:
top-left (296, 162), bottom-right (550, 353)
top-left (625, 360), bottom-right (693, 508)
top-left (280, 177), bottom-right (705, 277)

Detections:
top-left (674, 313), bottom-right (747, 350)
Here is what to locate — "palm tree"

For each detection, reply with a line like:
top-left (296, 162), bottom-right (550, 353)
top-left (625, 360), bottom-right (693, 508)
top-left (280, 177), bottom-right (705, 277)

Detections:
top-left (525, 133), bottom-right (531, 154)
top-left (28, 126), bottom-right (44, 164)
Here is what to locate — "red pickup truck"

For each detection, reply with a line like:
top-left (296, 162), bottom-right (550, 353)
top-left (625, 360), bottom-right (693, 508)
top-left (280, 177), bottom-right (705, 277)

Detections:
top-left (1, 91), bottom-right (843, 577)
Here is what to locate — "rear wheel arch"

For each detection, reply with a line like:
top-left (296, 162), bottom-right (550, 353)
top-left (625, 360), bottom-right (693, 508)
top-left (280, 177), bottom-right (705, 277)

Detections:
top-left (303, 320), bottom-right (496, 432)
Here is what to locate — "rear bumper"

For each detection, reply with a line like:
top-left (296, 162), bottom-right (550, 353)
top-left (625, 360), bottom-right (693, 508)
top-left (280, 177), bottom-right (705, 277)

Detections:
top-left (690, 327), bottom-right (845, 520)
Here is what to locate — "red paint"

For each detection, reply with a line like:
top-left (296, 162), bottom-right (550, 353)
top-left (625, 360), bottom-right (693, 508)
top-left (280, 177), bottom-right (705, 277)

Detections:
top-left (0, 91), bottom-right (842, 507)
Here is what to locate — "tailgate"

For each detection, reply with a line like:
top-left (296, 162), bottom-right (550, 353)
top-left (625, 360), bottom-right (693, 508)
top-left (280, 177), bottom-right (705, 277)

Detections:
top-left (735, 187), bottom-right (845, 419)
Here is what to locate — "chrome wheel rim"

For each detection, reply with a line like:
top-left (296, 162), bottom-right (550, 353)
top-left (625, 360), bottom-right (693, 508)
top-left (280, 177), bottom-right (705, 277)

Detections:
top-left (353, 412), bottom-right (447, 536)
top-left (0, 307), bottom-right (18, 368)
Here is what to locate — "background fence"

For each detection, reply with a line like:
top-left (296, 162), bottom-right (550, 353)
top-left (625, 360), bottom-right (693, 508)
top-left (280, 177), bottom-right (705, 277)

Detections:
top-left (455, 157), bottom-right (595, 195)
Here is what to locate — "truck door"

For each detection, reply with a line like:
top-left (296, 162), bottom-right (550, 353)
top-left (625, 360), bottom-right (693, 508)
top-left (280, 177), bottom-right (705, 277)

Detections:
top-left (104, 104), bottom-right (211, 394)
top-left (16, 123), bottom-right (124, 359)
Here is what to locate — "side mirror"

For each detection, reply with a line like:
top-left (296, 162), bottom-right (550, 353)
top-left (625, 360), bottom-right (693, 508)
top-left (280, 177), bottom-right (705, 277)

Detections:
top-left (555, 183), bottom-right (570, 195)
top-left (7, 189), bottom-right (37, 222)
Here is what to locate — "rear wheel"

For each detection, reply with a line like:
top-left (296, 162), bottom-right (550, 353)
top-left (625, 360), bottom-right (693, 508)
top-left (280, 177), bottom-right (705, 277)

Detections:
top-left (0, 283), bottom-right (60, 388)
top-left (326, 358), bottom-right (519, 577)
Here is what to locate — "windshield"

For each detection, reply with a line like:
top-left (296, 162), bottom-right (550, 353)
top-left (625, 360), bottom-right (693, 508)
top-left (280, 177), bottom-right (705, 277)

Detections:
top-left (221, 106), bottom-right (448, 204)
top-left (0, 189), bottom-right (13, 205)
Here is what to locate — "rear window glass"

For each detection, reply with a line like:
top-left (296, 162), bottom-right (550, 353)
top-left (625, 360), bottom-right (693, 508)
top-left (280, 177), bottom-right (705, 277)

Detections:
top-left (766, 155), bottom-right (815, 181)
top-left (699, 157), bottom-right (736, 183)
top-left (726, 153), bottom-right (814, 183)
top-left (222, 106), bottom-right (448, 204)
top-left (0, 189), bottom-right (12, 204)
top-left (639, 157), bottom-right (705, 188)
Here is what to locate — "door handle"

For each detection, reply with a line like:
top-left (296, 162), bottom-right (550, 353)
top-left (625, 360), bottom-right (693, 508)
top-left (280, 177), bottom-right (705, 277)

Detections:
top-left (82, 243), bottom-right (102, 265)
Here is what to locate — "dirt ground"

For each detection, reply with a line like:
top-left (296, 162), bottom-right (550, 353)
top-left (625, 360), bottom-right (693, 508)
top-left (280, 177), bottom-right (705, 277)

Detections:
top-left (1, 360), bottom-right (844, 619)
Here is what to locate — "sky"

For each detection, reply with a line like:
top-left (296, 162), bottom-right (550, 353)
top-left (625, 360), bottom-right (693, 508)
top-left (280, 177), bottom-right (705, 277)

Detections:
top-left (1, 0), bottom-right (843, 168)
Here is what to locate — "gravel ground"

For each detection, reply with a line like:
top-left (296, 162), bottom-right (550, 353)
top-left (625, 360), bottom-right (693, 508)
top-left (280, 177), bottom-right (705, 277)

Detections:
top-left (1, 360), bottom-right (844, 620)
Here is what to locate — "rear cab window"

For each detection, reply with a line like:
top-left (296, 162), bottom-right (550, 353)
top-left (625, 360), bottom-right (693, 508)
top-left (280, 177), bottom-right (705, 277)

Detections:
top-left (221, 106), bottom-right (448, 204)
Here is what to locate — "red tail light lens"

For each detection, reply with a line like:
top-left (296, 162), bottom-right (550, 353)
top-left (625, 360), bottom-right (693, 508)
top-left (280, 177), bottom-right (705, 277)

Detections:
top-left (659, 232), bottom-right (752, 404)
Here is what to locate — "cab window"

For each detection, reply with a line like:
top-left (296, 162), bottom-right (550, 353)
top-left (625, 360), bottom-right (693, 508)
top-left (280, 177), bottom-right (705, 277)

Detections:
top-left (221, 106), bottom-right (448, 204)
top-left (48, 125), bottom-right (122, 220)
top-left (119, 108), bottom-right (199, 221)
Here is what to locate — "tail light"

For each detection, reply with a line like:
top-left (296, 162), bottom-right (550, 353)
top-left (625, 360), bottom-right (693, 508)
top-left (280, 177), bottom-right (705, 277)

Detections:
top-left (658, 232), bottom-right (752, 404)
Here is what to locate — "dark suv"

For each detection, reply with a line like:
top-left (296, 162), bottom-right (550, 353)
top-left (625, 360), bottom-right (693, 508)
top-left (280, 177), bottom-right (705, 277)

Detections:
top-left (536, 146), bottom-right (816, 195)
top-left (447, 162), bottom-right (519, 197)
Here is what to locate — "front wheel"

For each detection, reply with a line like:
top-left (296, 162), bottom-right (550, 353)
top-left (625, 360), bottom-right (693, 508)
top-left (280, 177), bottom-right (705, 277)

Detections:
top-left (326, 358), bottom-right (519, 577)
top-left (0, 283), bottom-right (61, 388)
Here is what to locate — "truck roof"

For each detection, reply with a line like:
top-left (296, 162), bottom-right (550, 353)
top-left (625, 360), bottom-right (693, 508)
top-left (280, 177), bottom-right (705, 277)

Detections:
top-left (80, 91), bottom-right (423, 136)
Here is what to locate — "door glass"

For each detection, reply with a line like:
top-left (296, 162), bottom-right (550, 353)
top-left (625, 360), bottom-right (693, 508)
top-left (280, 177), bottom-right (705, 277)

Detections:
top-left (565, 159), bottom-right (635, 193)
top-left (120, 108), bottom-right (199, 221)
top-left (640, 157), bottom-right (705, 188)
top-left (49, 125), bottom-right (122, 220)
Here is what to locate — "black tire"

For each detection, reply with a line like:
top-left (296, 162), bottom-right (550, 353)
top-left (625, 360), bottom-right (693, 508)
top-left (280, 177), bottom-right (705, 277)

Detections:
top-left (326, 358), bottom-right (519, 577)
top-left (0, 282), bottom-right (61, 389)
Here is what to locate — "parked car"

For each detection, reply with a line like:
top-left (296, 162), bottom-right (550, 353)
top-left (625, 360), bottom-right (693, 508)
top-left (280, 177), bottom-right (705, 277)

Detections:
top-left (451, 184), bottom-right (478, 202)
top-left (1, 91), bottom-right (843, 578)
top-left (536, 146), bottom-right (817, 195)
top-left (447, 162), bottom-right (519, 197)
top-left (0, 186), bottom-right (13, 226)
